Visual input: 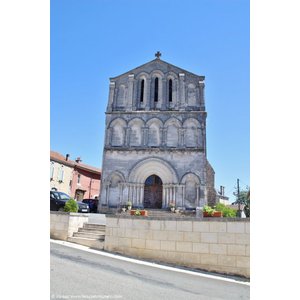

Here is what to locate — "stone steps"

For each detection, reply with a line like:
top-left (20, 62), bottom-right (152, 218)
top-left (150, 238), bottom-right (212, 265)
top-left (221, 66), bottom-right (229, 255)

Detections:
top-left (67, 223), bottom-right (106, 250)
top-left (67, 236), bottom-right (105, 249)
top-left (83, 223), bottom-right (106, 230)
top-left (73, 231), bottom-right (105, 240)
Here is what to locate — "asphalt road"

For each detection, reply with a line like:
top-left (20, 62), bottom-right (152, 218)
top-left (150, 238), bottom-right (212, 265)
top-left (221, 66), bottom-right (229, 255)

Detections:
top-left (50, 241), bottom-right (250, 300)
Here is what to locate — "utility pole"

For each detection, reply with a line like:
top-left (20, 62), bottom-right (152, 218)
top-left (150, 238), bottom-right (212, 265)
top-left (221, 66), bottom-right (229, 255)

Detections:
top-left (237, 178), bottom-right (241, 218)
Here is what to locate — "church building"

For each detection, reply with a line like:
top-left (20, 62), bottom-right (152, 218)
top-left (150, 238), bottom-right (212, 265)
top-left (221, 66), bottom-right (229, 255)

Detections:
top-left (99, 52), bottom-right (216, 210)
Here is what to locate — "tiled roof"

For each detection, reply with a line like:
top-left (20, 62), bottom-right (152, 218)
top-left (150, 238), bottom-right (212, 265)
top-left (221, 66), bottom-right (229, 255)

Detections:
top-left (50, 150), bottom-right (101, 174)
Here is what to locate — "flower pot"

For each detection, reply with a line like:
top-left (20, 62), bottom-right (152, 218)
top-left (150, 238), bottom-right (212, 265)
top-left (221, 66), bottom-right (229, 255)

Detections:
top-left (203, 212), bottom-right (212, 217)
top-left (122, 208), bottom-right (126, 212)
top-left (130, 210), bottom-right (136, 215)
top-left (141, 210), bottom-right (148, 216)
top-left (127, 206), bottom-right (132, 210)
top-left (212, 211), bottom-right (223, 217)
top-left (171, 207), bottom-right (175, 212)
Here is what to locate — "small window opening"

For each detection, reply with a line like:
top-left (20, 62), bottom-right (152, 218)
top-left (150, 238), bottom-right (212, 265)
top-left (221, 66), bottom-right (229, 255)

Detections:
top-left (154, 78), bottom-right (159, 102)
top-left (140, 79), bottom-right (144, 102)
top-left (169, 79), bottom-right (173, 102)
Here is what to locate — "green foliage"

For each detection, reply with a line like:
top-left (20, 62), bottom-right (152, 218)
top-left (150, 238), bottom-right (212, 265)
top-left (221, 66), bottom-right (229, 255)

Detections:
top-left (134, 209), bottom-right (141, 216)
top-left (235, 187), bottom-right (250, 218)
top-left (203, 205), bottom-right (215, 216)
top-left (215, 203), bottom-right (237, 217)
top-left (244, 190), bottom-right (250, 217)
top-left (64, 198), bottom-right (79, 213)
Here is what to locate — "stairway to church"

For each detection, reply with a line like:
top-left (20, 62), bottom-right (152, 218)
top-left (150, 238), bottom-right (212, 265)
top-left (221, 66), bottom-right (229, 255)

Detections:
top-left (67, 223), bottom-right (106, 250)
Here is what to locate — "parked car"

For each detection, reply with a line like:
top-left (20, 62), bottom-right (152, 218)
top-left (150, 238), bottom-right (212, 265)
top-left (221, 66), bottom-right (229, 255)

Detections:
top-left (50, 191), bottom-right (90, 213)
top-left (82, 198), bottom-right (99, 213)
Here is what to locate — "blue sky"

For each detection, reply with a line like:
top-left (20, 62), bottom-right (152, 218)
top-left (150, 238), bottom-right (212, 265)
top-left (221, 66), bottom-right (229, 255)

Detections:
top-left (51, 0), bottom-right (249, 202)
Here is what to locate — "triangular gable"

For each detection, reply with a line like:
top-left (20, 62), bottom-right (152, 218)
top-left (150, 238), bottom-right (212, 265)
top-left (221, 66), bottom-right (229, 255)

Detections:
top-left (110, 58), bottom-right (204, 80)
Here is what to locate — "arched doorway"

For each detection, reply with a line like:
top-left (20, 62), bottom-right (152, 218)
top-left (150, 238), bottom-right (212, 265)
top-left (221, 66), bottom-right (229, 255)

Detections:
top-left (144, 175), bottom-right (162, 208)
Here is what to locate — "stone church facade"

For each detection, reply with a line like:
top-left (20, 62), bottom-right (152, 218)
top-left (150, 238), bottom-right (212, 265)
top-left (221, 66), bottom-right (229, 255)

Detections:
top-left (99, 53), bottom-right (216, 210)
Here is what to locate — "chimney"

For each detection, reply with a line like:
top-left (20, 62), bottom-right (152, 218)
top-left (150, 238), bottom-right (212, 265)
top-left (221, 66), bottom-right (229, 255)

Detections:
top-left (75, 157), bottom-right (82, 163)
top-left (220, 186), bottom-right (225, 196)
top-left (65, 154), bottom-right (70, 161)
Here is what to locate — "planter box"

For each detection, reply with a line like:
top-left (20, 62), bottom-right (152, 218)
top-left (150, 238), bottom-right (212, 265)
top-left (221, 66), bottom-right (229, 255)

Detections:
top-left (130, 210), bottom-right (148, 216)
top-left (213, 211), bottom-right (223, 217)
top-left (203, 211), bottom-right (223, 217)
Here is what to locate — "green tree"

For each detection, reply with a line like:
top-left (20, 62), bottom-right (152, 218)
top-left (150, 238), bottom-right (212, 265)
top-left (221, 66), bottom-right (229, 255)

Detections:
top-left (244, 190), bottom-right (250, 217)
top-left (64, 198), bottom-right (79, 213)
top-left (234, 186), bottom-right (250, 217)
top-left (215, 203), bottom-right (237, 218)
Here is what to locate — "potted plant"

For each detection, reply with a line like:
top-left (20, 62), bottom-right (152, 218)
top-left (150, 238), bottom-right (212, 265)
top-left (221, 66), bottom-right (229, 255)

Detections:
top-left (127, 201), bottom-right (132, 210)
top-left (130, 209), bottom-right (148, 216)
top-left (203, 205), bottom-right (223, 217)
top-left (169, 202), bottom-right (176, 212)
top-left (140, 210), bottom-right (148, 216)
top-left (203, 205), bottom-right (215, 217)
top-left (121, 206), bottom-right (126, 213)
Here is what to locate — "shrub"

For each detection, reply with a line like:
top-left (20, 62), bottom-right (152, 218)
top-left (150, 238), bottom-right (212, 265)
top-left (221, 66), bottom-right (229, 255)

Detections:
top-left (215, 203), bottom-right (237, 217)
top-left (64, 198), bottom-right (79, 213)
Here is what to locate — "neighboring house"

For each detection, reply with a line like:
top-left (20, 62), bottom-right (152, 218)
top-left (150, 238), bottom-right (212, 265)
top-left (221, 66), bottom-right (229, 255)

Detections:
top-left (50, 151), bottom-right (74, 195)
top-left (99, 53), bottom-right (217, 210)
top-left (50, 151), bottom-right (101, 201)
top-left (70, 157), bottom-right (102, 201)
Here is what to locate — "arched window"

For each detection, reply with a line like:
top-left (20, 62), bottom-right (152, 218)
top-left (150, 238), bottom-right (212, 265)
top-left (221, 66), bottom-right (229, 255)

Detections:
top-left (154, 77), bottom-right (159, 102)
top-left (169, 79), bottom-right (173, 102)
top-left (140, 79), bottom-right (144, 102)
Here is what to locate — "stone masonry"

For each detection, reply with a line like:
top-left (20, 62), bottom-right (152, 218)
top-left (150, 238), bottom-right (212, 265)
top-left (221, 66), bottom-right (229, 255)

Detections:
top-left (99, 53), bottom-right (216, 210)
top-left (104, 215), bottom-right (250, 278)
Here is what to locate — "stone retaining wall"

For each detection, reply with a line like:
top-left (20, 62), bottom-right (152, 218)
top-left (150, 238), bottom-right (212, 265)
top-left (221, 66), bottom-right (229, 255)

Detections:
top-left (50, 211), bottom-right (89, 241)
top-left (104, 216), bottom-right (250, 278)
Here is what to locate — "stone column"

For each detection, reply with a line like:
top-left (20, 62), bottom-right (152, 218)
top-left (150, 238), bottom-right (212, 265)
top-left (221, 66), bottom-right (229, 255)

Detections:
top-left (127, 184), bottom-right (130, 201)
top-left (182, 185), bottom-right (186, 208)
top-left (174, 79), bottom-right (178, 109)
top-left (130, 184), bottom-right (134, 204)
top-left (106, 184), bottom-right (110, 207)
top-left (199, 80), bottom-right (205, 110)
top-left (201, 122), bottom-right (206, 154)
top-left (161, 78), bottom-right (167, 110)
top-left (142, 126), bottom-right (149, 146)
top-left (146, 78), bottom-right (151, 110)
top-left (199, 183), bottom-right (205, 207)
top-left (196, 184), bottom-right (200, 207)
top-left (171, 184), bottom-right (176, 203)
top-left (179, 73), bottom-right (186, 110)
top-left (174, 185), bottom-right (178, 204)
top-left (179, 128), bottom-right (185, 147)
top-left (125, 127), bottom-right (131, 146)
top-left (134, 185), bottom-right (137, 206)
top-left (161, 127), bottom-right (167, 147)
top-left (107, 82), bottom-right (115, 112)
top-left (106, 128), bottom-right (112, 146)
top-left (121, 184), bottom-right (124, 205)
top-left (127, 74), bottom-right (135, 110)
top-left (140, 184), bottom-right (144, 206)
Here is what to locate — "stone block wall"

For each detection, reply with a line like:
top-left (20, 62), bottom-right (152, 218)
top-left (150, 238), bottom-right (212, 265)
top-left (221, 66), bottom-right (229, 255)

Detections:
top-left (50, 212), bottom-right (89, 241)
top-left (104, 216), bottom-right (250, 278)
